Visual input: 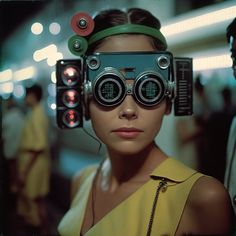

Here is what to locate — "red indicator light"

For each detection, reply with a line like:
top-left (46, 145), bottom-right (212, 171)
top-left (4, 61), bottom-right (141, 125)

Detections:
top-left (62, 89), bottom-right (79, 108)
top-left (62, 66), bottom-right (80, 86)
top-left (62, 109), bottom-right (80, 128)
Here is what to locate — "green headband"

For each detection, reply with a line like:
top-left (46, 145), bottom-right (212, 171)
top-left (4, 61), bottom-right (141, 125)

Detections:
top-left (88, 24), bottom-right (167, 49)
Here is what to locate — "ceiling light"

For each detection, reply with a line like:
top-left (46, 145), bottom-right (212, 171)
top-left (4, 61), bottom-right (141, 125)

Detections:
top-left (0, 69), bottom-right (13, 83)
top-left (162, 5), bottom-right (236, 37)
top-left (193, 54), bottom-right (232, 71)
top-left (33, 44), bottom-right (58, 62)
top-left (14, 66), bottom-right (36, 81)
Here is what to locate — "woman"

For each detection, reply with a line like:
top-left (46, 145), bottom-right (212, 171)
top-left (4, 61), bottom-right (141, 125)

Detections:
top-left (58, 8), bottom-right (233, 236)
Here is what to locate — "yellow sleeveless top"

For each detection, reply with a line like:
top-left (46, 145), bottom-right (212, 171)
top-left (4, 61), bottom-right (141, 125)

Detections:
top-left (58, 158), bottom-right (204, 236)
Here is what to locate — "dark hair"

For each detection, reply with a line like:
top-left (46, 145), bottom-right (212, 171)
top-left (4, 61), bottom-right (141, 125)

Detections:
top-left (87, 8), bottom-right (166, 54)
top-left (26, 84), bottom-right (43, 102)
top-left (194, 74), bottom-right (204, 93)
top-left (226, 17), bottom-right (236, 43)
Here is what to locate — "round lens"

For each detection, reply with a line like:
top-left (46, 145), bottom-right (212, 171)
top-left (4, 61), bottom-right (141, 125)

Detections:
top-left (62, 109), bottom-right (80, 128)
top-left (62, 66), bottom-right (80, 86)
top-left (87, 56), bottom-right (100, 70)
top-left (94, 74), bottom-right (126, 106)
top-left (134, 73), bottom-right (166, 106)
top-left (157, 55), bottom-right (170, 69)
top-left (62, 89), bottom-right (79, 108)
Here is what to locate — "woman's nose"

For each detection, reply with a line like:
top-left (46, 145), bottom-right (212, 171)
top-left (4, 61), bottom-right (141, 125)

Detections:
top-left (118, 95), bottom-right (138, 120)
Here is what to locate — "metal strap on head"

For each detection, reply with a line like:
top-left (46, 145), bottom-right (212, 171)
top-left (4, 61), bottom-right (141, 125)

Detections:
top-left (88, 24), bottom-right (167, 49)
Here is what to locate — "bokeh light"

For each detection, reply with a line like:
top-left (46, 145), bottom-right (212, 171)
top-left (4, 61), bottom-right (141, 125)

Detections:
top-left (13, 84), bottom-right (25, 99)
top-left (49, 22), bottom-right (61, 35)
top-left (31, 22), bottom-right (43, 35)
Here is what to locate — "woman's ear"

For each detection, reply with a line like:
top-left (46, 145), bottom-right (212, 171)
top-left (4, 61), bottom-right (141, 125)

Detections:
top-left (165, 99), bottom-right (172, 115)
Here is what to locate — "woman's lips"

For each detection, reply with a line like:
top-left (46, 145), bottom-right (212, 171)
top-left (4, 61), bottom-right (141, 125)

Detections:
top-left (112, 127), bottom-right (143, 138)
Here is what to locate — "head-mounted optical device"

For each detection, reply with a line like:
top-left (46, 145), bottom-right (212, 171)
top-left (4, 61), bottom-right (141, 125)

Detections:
top-left (56, 51), bottom-right (193, 128)
top-left (84, 52), bottom-right (172, 107)
top-left (56, 12), bottom-right (193, 129)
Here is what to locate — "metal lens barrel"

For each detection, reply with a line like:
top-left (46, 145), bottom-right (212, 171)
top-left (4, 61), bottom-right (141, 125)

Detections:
top-left (134, 72), bottom-right (166, 106)
top-left (93, 69), bottom-right (126, 107)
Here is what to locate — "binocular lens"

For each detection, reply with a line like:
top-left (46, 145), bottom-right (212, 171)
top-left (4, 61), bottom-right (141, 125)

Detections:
top-left (62, 66), bottom-right (80, 86)
top-left (140, 80), bottom-right (159, 99)
top-left (94, 75), bottom-right (126, 106)
top-left (62, 89), bottom-right (79, 108)
top-left (62, 109), bottom-right (80, 128)
top-left (93, 73), bottom-right (166, 107)
top-left (135, 74), bottom-right (165, 106)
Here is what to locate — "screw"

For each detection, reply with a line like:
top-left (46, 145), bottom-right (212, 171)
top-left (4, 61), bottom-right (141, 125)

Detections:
top-left (78, 18), bottom-right (87, 29)
top-left (73, 40), bottom-right (81, 51)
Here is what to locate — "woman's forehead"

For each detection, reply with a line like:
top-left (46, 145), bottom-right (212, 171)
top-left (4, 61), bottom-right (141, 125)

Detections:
top-left (95, 34), bottom-right (156, 53)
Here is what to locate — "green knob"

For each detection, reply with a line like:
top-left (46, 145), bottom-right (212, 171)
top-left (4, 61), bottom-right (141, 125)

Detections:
top-left (68, 35), bottom-right (88, 56)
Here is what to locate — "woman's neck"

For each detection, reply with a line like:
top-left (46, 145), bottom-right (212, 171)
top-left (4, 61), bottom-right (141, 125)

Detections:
top-left (104, 142), bottom-right (167, 190)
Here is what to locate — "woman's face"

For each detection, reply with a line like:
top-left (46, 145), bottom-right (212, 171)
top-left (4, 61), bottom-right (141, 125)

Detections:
top-left (89, 35), bottom-right (170, 155)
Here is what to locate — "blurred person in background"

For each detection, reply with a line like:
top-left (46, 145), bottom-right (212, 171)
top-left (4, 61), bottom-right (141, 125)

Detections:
top-left (175, 115), bottom-right (199, 170)
top-left (206, 86), bottom-right (236, 183)
top-left (188, 75), bottom-right (210, 173)
top-left (225, 17), bottom-right (236, 228)
top-left (175, 75), bottom-right (212, 173)
top-left (221, 87), bottom-right (236, 116)
top-left (2, 96), bottom-right (25, 229)
top-left (186, 75), bottom-right (235, 184)
top-left (2, 96), bottom-right (24, 195)
top-left (17, 84), bottom-right (51, 234)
